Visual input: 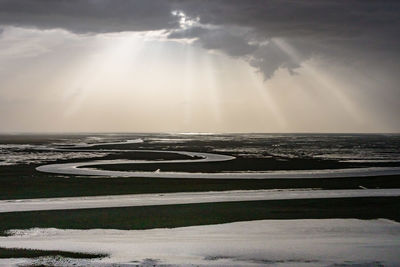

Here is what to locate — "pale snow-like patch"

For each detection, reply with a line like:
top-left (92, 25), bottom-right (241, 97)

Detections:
top-left (1, 219), bottom-right (399, 266)
top-left (0, 151), bottom-right (110, 166)
top-left (340, 159), bottom-right (400, 163)
top-left (55, 138), bottom-right (144, 148)
top-left (1, 189), bottom-right (400, 213)
top-left (213, 147), bottom-right (272, 158)
top-left (147, 138), bottom-right (194, 144)
top-left (0, 138), bottom-right (144, 166)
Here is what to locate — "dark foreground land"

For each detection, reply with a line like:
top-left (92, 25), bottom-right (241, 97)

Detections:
top-left (1, 133), bottom-right (400, 199)
top-left (1, 164), bottom-right (400, 199)
top-left (1, 134), bottom-right (399, 261)
top-left (1, 197), bottom-right (399, 235)
top-left (0, 247), bottom-right (106, 259)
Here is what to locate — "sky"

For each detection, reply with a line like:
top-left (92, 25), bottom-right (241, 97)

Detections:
top-left (0, 0), bottom-right (399, 133)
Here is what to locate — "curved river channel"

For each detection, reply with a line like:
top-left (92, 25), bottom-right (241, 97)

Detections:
top-left (35, 140), bottom-right (400, 179)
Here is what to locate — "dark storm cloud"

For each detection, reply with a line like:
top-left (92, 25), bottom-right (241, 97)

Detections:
top-left (169, 26), bottom-right (258, 57)
top-left (172, 0), bottom-right (400, 78)
top-left (1, 0), bottom-right (399, 78)
top-left (178, 0), bottom-right (400, 39)
top-left (0, 0), bottom-right (179, 33)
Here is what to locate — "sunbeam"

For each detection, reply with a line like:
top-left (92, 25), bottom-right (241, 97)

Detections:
top-left (62, 33), bottom-right (145, 117)
top-left (201, 52), bottom-right (223, 125)
top-left (247, 68), bottom-right (288, 130)
top-left (272, 38), bottom-right (366, 125)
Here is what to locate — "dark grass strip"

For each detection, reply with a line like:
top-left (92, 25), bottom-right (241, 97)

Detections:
top-left (0, 247), bottom-right (107, 259)
top-left (1, 169), bottom-right (400, 200)
top-left (0, 197), bottom-right (399, 235)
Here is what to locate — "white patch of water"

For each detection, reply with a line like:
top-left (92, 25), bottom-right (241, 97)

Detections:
top-left (1, 219), bottom-right (399, 266)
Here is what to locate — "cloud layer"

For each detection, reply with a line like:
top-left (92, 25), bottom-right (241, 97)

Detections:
top-left (0, 0), bottom-right (399, 79)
